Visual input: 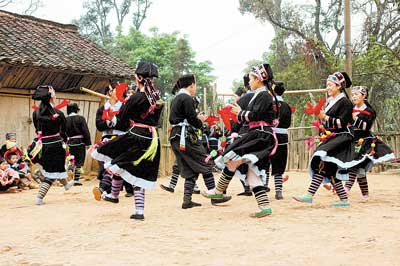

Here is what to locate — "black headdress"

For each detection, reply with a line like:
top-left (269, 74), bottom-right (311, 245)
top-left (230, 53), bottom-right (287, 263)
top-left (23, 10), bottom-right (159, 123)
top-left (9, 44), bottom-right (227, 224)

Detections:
top-left (67, 103), bottom-right (80, 115)
top-left (135, 61), bottom-right (159, 78)
top-left (273, 81), bottom-right (285, 96)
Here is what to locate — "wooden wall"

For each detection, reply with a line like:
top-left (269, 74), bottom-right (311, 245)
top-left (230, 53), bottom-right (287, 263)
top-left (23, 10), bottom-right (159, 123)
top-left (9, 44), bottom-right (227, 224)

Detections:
top-left (0, 88), bottom-right (101, 173)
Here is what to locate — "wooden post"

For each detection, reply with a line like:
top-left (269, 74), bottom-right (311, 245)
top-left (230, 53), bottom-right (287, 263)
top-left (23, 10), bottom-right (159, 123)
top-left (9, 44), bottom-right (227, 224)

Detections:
top-left (203, 87), bottom-right (207, 115)
top-left (344, 0), bottom-right (352, 96)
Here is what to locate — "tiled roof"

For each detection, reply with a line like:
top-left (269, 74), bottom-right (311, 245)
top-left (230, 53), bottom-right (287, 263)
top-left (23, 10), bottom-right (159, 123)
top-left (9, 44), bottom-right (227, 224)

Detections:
top-left (0, 10), bottom-right (134, 79)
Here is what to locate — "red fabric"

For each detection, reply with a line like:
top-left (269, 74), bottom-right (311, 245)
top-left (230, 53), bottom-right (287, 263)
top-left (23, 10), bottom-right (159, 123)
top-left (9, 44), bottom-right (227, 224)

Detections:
top-left (290, 107), bottom-right (296, 113)
top-left (115, 83), bottom-right (129, 103)
top-left (101, 109), bottom-right (120, 121)
top-left (54, 99), bottom-right (69, 109)
top-left (31, 99), bottom-right (69, 110)
top-left (304, 98), bottom-right (326, 115)
top-left (217, 105), bottom-right (238, 131)
top-left (353, 109), bottom-right (372, 116)
top-left (204, 115), bottom-right (219, 126)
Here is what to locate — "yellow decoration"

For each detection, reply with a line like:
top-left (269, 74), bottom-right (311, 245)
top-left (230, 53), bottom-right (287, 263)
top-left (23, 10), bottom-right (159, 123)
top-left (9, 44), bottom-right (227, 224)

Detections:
top-left (371, 143), bottom-right (376, 148)
top-left (326, 131), bottom-right (331, 135)
top-left (133, 128), bottom-right (158, 166)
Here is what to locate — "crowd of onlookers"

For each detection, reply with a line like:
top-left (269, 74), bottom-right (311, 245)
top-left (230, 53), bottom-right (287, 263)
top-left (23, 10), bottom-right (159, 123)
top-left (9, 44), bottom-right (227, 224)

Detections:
top-left (0, 132), bottom-right (42, 193)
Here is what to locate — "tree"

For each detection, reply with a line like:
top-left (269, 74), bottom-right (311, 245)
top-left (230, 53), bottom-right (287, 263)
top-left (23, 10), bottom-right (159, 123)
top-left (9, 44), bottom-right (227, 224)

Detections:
top-left (0, 0), bottom-right (12, 7)
top-left (74, 0), bottom-right (152, 46)
top-left (23, 0), bottom-right (42, 15)
top-left (73, 0), bottom-right (113, 46)
top-left (113, 0), bottom-right (132, 34)
top-left (111, 27), bottom-right (216, 101)
top-left (132, 0), bottom-right (152, 31)
top-left (0, 0), bottom-right (42, 14)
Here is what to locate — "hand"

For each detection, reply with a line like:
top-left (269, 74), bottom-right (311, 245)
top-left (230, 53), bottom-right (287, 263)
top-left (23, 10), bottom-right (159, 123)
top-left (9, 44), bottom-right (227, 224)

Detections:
top-left (197, 114), bottom-right (206, 122)
top-left (230, 104), bottom-right (241, 115)
top-left (352, 113), bottom-right (358, 120)
top-left (317, 110), bottom-right (326, 121)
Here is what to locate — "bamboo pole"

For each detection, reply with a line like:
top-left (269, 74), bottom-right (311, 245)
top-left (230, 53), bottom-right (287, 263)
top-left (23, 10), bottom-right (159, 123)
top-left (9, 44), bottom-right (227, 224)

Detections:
top-left (217, 88), bottom-right (326, 97)
top-left (80, 87), bottom-right (109, 99)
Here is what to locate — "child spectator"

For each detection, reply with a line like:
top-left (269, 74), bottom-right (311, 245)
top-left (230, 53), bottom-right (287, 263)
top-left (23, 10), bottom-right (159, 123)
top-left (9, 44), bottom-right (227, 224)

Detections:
top-left (0, 157), bottom-right (20, 193)
top-left (6, 152), bottom-right (38, 189)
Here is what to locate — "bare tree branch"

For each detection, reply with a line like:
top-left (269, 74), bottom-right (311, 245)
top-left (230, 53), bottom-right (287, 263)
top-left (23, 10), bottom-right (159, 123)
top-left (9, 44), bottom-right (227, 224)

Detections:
top-left (23, 0), bottom-right (42, 15)
top-left (132, 0), bottom-right (152, 31)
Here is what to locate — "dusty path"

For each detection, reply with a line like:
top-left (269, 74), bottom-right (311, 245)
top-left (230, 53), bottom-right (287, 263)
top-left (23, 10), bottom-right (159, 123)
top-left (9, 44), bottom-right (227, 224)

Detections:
top-left (1, 171), bottom-right (399, 266)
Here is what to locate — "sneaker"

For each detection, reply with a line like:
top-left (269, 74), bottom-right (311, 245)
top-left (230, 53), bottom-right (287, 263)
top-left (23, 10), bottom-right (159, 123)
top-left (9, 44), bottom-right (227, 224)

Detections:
top-left (331, 200), bottom-right (351, 207)
top-left (237, 191), bottom-right (252, 196)
top-left (250, 208), bottom-right (272, 218)
top-left (182, 201), bottom-right (202, 209)
top-left (130, 214), bottom-right (145, 220)
top-left (103, 195), bottom-right (119, 204)
top-left (64, 181), bottom-right (74, 191)
top-left (293, 193), bottom-right (313, 203)
top-left (323, 183), bottom-right (332, 191)
top-left (125, 192), bottom-right (134, 197)
top-left (73, 181), bottom-right (83, 186)
top-left (92, 187), bottom-right (103, 201)
top-left (35, 197), bottom-right (45, 205)
top-left (361, 195), bottom-right (369, 202)
top-left (275, 191), bottom-right (283, 200)
top-left (283, 175), bottom-right (289, 183)
top-left (193, 189), bottom-right (200, 194)
top-left (201, 191), bottom-right (226, 199)
top-left (211, 195), bottom-right (232, 205)
top-left (160, 184), bottom-right (174, 193)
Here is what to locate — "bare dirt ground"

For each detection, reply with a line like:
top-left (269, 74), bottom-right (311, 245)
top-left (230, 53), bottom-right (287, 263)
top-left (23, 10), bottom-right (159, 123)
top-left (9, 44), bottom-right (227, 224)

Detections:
top-left (1, 171), bottom-right (399, 266)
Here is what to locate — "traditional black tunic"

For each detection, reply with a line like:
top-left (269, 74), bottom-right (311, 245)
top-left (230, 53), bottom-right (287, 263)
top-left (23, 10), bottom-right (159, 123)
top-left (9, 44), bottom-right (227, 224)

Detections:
top-left (169, 90), bottom-right (212, 179)
top-left (270, 96), bottom-right (292, 176)
top-left (309, 93), bottom-right (360, 180)
top-left (351, 104), bottom-right (395, 173)
top-left (215, 87), bottom-right (278, 181)
top-left (66, 113), bottom-right (91, 167)
top-left (92, 92), bottom-right (163, 189)
top-left (231, 91), bottom-right (254, 135)
top-left (32, 108), bottom-right (67, 179)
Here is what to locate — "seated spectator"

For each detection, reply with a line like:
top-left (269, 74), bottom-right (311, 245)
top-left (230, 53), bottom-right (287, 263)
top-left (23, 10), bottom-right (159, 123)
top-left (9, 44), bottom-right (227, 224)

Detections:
top-left (6, 152), bottom-right (38, 189)
top-left (0, 157), bottom-right (20, 193)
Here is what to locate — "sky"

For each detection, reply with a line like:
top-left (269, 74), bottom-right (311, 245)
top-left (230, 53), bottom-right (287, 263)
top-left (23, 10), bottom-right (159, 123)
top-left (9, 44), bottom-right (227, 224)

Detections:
top-left (3, 0), bottom-right (366, 93)
top-left (3, 0), bottom-right (275, 93)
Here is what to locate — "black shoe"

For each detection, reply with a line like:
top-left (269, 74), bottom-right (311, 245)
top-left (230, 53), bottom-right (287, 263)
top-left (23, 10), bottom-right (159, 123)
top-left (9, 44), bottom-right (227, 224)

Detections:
top-left (211, 195), bottom-right (232, 205)
top-left (160, 184), bottom-right (174, 193)
top-left (237, 191), bottom-right (253, 196)
top-left (125, 192), bottom-right (134, 197)
top-left (193, 190), bottom-right (200, 194)
top-left (182, 201), bottom-right (202, 209)
top-left (103, 195), bottom-right (119, 203)
top-left (275, 191), bottom-right (283, 200)
top-left (73, 181), bottom-right (83, 186)
top-left (130, 214), bottom-right (145, 220)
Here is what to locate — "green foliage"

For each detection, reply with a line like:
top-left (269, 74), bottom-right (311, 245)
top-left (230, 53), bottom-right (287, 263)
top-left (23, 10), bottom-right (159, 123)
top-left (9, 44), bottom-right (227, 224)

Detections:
top-left (110, 27), bottom-right (216, 103)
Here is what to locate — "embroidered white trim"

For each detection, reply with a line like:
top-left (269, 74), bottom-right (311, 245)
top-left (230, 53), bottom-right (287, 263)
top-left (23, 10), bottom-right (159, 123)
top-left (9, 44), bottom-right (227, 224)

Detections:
top-left (248, 86), bottom-right (267, 105)
top-left (274, 128), bottom-right (288, 134)
top-left (325, 92), bottom-right (345, 113)
top-left (40, 167), bottom-right (67, 180)
top-left (91, 149), bottom-right (113, 163)
top-left (107, 163), bottom-right (156, 190)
